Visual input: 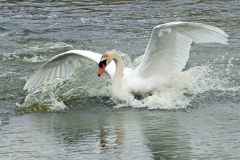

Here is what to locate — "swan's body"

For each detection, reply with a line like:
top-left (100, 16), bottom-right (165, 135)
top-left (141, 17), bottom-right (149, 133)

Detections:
top-left (24, 22), bottom-right (228, 101)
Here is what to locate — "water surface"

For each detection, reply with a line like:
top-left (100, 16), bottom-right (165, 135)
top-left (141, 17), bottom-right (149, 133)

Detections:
top-left (0, 0), bottom-right (240, 159)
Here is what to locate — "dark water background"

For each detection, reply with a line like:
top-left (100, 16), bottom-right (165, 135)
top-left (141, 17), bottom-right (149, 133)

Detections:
top-left (0, 0), bottom-right (240, 159)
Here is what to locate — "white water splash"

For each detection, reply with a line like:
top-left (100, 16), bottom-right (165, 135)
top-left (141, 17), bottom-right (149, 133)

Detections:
top-left (118, 65), bottom-right (234, 109)
top-left (19, 53), bottom-right (240, 112)
top-left (19, 67), bottom-right (111, 112)
top-left (19, 79), bottom-right (68, 112)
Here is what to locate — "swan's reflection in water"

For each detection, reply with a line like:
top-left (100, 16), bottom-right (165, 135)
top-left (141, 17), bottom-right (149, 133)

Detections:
top-left (99, 127), bottom-right (108, 148)
top-left (32, 105), bottom-right (191, 159)
top-left (27, 105), bottom-right (154, 159)
top-left (96, 111), bottom-right (153, 160)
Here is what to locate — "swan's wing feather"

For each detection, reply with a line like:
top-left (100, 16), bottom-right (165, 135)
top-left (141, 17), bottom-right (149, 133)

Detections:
top-left (24, 50), bottom-right (116, 91)
top-left (134, 22), bottom-right (228, 78)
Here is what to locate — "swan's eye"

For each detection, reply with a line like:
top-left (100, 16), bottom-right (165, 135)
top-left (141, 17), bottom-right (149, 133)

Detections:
top-left (98, 59), bottom-right (107, 68)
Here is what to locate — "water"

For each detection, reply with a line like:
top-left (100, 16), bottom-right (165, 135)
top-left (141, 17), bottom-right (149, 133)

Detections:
top-left (0, 0), bottom-right (240, 159)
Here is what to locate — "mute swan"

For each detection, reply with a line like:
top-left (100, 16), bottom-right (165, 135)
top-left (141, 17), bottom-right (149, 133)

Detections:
top-left (24, 22), bottom-right (228, 101)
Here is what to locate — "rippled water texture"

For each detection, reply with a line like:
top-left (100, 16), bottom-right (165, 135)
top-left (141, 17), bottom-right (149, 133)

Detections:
top-left (0, 0), bottom-right (240, 159)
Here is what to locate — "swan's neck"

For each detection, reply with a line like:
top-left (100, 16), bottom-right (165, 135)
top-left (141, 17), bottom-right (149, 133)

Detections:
top-left (112, 53), bottom-right (124, 93)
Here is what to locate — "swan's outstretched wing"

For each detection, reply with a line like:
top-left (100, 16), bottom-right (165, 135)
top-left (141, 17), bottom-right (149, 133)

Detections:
top-left (24, 50), bottom-right (116, 91)
top-left (134, 22), bottom-right (228, 78)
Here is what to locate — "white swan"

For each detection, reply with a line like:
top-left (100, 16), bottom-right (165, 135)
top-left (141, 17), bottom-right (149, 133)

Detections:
top-left (24, 22), bottom-right (228, 101)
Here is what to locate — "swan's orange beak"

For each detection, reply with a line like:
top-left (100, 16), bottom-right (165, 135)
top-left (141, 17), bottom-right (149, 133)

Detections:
top-left (98, 64), bottom-right (106, 77)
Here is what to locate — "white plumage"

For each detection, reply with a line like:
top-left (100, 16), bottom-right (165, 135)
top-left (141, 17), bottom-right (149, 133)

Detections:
top-left (134, 22), bottom-right (228, 78)
top-left (24, 22), bottom-right (228, 100)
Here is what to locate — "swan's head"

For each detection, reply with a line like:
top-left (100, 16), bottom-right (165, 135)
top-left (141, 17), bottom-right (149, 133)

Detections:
top-left (98, 51), bottom-right (115, 77)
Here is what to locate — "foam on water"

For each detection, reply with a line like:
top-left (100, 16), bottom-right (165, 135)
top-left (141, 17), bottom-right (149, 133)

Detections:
top-left (0, 42), bottom-right (73, 62)
top-left (23, 55), bottom-right (47, 62)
